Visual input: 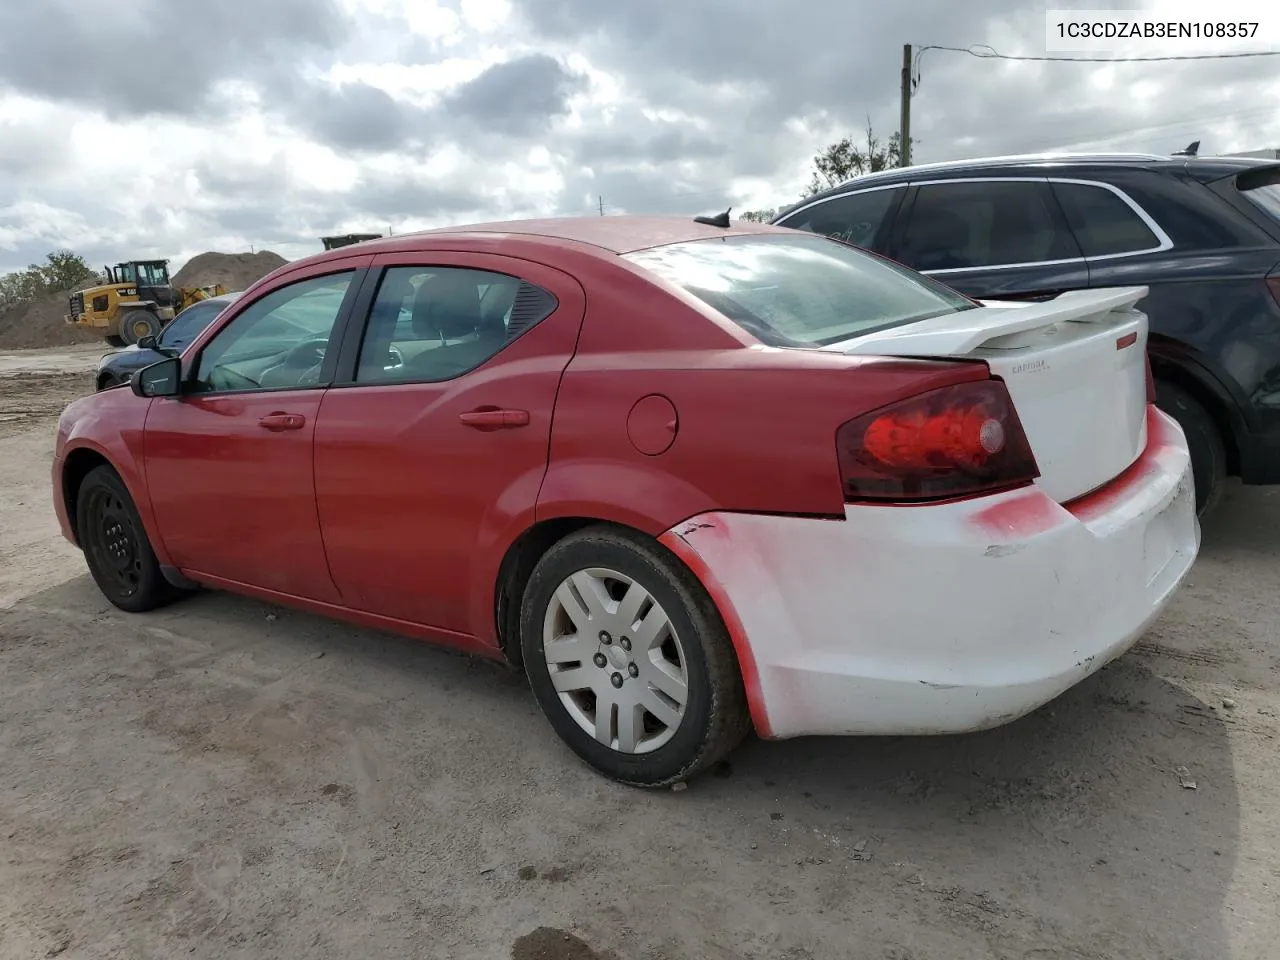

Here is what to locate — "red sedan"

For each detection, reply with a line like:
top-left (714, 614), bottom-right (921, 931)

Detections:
top-left (53, 216), bottom-right (1199, 785)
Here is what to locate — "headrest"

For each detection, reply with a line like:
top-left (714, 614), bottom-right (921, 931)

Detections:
top-left (411, 272), bottom-right (483, 340)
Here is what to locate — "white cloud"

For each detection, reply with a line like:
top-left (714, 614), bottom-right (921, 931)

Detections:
top-left (1, 0), bottom-right (1278, 275)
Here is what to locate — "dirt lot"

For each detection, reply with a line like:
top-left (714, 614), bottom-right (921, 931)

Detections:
top-left (1, 350), bottom-right (1277, 960)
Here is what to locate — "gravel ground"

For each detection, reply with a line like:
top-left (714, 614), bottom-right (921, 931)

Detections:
top-left (1, 351), bottom-right (1277, 960)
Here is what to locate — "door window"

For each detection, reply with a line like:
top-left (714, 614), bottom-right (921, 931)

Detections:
top-left (778, 187), bottom-right (903, 249)
top-left (898, 180), bottom-right (1080, 271)
top-left (354, 266), bottom-right (558, 383)
top-left (191, 271), bottom-right (354, 393)
top-left (1050, 181), bottom-right (1163, 257)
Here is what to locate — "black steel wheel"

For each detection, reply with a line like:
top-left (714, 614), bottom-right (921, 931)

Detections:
top-left (75, 465), bottom-right (183, 612)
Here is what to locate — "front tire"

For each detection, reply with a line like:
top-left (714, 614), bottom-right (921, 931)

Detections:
top-left (1155, 379), bottom-right (1226, 517)
top-left (118, 310), bottom-right (161, 346)
top-left (75, 465), bottom-right (183, 612)
top-left (520, 525), bottom-right (751, 786)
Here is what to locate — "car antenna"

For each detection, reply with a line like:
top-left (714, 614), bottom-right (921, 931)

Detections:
top-left (694, 207), bottom-right (732, 228)
top-left (1172, 139), bottom-right (1200, 157)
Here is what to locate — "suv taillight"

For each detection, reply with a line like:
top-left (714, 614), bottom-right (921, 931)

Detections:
top-left (837, 379), bottom-right (1040, 503)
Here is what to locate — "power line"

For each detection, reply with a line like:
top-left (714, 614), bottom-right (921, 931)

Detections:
top-left (899, 41), bottom-right (1280, 157)
top-left (914, 44), bottom-right (1280, 82)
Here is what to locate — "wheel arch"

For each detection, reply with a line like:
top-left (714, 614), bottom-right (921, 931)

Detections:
top-left (59, 443), bottom-right (167, 568)
top-left (1148, 337), bottom-right (1245, 477)
top-left (60, 447), bottom-right (115, 545)
top-left (489, 513), bottom-right (770, 737)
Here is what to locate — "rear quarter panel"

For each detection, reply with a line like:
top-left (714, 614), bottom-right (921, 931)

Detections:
top-left (538, 259), bottom-right (990, 530)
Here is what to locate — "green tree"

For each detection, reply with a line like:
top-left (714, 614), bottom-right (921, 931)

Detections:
top-left (0, 250), bottom-right (103, 310)
top-left (804, 118), bottom-right (915, 198)
top-left (38, 249), bottom-right (100, 292)
top-left (737, 209), bottom-right (778, 223)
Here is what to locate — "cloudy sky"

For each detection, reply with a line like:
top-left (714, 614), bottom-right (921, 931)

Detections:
top-left (1, 0), bottom-right (1277, 275)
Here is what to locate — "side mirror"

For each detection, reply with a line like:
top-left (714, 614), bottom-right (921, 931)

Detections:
top-left (137, 334), bottom-right (158, 350)
top-left (131, 356), bottom-right (182, 398)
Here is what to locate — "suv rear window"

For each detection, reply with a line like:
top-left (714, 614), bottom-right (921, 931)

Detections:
top-left (626, 234), bottom-right (977, 348)
top-left (1051, 181), bottom-right (1162, 257)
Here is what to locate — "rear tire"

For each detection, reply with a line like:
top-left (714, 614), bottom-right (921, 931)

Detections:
top-left (118, 310), bottom-right (161, 346)
top-left (75, 465), bottom-right (185, 612)
top-left (519, 525), bottom-right (751, 787)
top-left (1155, 379), bottom-right (1226, 518)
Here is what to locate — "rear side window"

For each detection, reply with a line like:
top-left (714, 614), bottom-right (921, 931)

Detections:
top-left (354, 266), bottom-right (557, 384)
top-left (626, 233), bottom-right (977, 348)
top-left (897, 180), bottom-right (1079, 271)
top-left (777, 187), bottom-right (903, 249)
top-left (1051, 181), bottom-right (1163, 257)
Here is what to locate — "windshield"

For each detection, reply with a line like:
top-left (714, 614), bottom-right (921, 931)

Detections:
top-left (159, 298), bottom-right (228, 349)
top-left (136, 262), bottom-right (170, 286)
top-left (625, 234), bottom-right (977, 348)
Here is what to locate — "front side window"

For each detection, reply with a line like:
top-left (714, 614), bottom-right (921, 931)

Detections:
top-left (192, 272), bottom-right (353, 393)
top-left (1051, 181), bottom-right (1162, 257)
top-left (626, 234), bottom-right (977, 348)
top-left (354, 266), bottom-right (557, 384)
top-left (777, 187), bottom-right (903, 249)
top-left (898, 180), bottom-right (1079, 271)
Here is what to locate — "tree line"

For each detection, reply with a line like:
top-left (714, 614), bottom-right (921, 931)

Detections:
top-left (0, 250), bottom-right (101, 311)
top-left (738, 120), bottom-right (912, 223)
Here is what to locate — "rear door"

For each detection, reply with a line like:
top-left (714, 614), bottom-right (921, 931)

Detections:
top-left (313, 252), bottom-right (586, 637)
top-left (886, 178), bottom-right (1090, 300)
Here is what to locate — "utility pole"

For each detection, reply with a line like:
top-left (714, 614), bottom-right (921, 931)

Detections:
top-left (899, 43), bottom-right (912, 168)
top-left (598, 195), bottom-right (604, 216)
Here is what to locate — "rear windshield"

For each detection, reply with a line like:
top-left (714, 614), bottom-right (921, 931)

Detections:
top-left (625, 233), bottom-right (977, 348)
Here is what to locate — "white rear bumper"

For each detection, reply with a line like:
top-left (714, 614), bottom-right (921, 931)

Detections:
top-left (658, 406), bottom-right (1199, 739)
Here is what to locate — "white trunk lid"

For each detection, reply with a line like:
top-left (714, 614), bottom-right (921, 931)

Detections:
top-left (825, 287), bottom-right (1151, 503)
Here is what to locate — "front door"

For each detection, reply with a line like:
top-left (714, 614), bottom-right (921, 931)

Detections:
top-left (144, 266), bottom-right (364, 601)
top-left (313, 253), bottom-right (586, 636)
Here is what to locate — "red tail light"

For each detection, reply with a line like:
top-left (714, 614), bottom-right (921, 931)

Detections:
top-left (837, 379), bottom-right (1040, 503)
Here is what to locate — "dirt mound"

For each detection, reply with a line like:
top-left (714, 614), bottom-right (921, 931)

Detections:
top-left (0, 250), bottom-right (291, 352)
top-left (172, 251), bottom-right (288, 292)
top-left (0, 291), bottom-right (103, 351)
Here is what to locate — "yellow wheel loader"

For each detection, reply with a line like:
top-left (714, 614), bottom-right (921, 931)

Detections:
top-left (65, 260), bottom-right (226, 346)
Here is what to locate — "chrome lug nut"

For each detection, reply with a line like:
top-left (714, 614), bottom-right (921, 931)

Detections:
top-left (620, 637), bottom-right (632, 651)
top-left (610, 672), bottom-right (624, 688)
top-left (627, 663), bottom-right (639, 678)
top-left (593, 652), bottom-right (608, 668)
top-left (599, 631), bottom-right (612, 644)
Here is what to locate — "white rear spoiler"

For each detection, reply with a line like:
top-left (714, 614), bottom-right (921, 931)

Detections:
top-left (824, 286), bottom-right (1149, 356)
